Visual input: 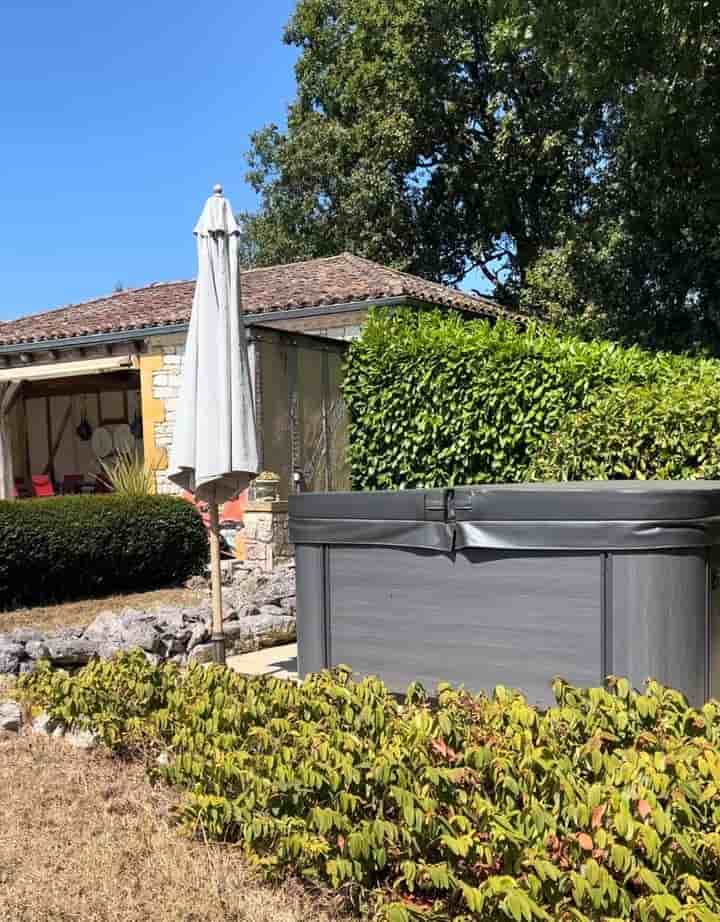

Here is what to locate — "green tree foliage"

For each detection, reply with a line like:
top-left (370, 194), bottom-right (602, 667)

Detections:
top-left (19, 653), bottom-right (720, 921)
top-left (243, 0), bottom-right (604, 287)
top-left (0, 495), bottom-right (208, 610)
top-left (244, 0), bottom-right (720, 352)
top-left (343, 309), bottom-right (720, 490)
top-left (516, 0), bottom-right (720, 352)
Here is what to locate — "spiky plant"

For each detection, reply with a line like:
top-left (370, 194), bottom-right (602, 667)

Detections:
top-left (99, 449), bottom-right (158, 496)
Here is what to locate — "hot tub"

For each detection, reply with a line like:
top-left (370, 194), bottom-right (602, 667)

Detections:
top-left (289, 482), bottom-right (720, 706)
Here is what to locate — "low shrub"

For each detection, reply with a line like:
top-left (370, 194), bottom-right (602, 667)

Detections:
top-left (0, 495), bottom-right (208, 610)
top-left (529, 382), bottom-right (720, 481)
top-left (344, 309), bottom-right (720, 489)
top-left (19, 653), bottom-right (720, 921)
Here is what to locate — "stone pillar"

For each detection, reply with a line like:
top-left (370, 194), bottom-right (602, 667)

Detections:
top-left (237, 500), bottom-right (292, 571)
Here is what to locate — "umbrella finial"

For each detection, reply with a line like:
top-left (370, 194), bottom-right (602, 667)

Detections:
top-left (213, 184), bottom-right (223, 196)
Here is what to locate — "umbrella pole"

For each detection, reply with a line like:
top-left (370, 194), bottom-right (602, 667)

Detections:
top-left (208, 487), bottom-right (226, 665)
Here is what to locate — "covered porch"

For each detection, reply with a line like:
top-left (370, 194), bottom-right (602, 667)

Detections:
top-left (1, 355), bottom-right (142, 497)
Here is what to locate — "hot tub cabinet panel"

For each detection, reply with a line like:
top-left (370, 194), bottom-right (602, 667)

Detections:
top-left (290, 482), bottom-right (720, 706)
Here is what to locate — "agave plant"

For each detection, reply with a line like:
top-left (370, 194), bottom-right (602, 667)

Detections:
top-left (99, 448), bottom-right (158, 496)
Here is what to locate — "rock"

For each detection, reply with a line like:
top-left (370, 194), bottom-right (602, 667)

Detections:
top-left (186, 621), bottom-right (209, 652)
top-left (19, 660), bottom-right (37, 675)
top-left (85, 609), bottom-right (160, 653)
top-left (44, 638), bottom-right (100, 667)
top-left (11, 627), bottom-right (43, 644)
top-left (222, 620), bottom-right (260, 654)
top-left (65, 728), bottom-right (98, 750)
top-left (25, 640), bottom-right (50, 660)
top-left (0, 701), bottom-right (22, 732)
top-left (119, 621), bottom-right (161, 654)
top-left (0, 641), bottom-right (24, 675)
top-left (181, 606), bottom-right (208, 624)
top-left (32, 712), bottom-right (63, 736)
top-left (83, 609), bottom-right (122, 641)
top-left (256, 564), bottom-right (296, 607)
top-left (0, 559), bottom-right (296, 674)
top-left (185, 574), bottom-right (207, 592)
top-left (187, 642), bottom-right (216, 664)
top-left (96, 641), bottom-right (126, 661)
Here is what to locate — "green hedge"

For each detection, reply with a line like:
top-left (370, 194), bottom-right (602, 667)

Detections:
top-left (344, 309), bottom-right (720, 489)
top-left (529, 382), bottom-right (720, 481)
top-left (0, 495), bottom-right (208, 610)
top-left (18, 654), bottom-right (720, 921)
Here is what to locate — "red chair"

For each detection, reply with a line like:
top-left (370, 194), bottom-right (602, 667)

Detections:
top-left (31, 475), bottom-right (55, 498)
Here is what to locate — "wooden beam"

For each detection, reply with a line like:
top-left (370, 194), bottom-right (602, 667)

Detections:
top-left (43, 401), bottom-right (73, 476)
top-left (45, 396), bottom-right (54, 482)
top-left (21, 371), bottom-right (139, 400)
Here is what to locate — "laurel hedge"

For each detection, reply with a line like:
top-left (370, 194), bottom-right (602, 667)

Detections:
top-left (343, 309), bottom-right (720, 489)
top-left (529, 381), bottom-right (720, 481)
top-left (0, 495), bottom-right (208, 610)
top-left (18, 654), bottom-right (720, 921)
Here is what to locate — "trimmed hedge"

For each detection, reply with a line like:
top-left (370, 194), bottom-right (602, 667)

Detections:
top-left (18, 654), bottom-right (720, 921)
top-left (0, 495), bottom-right (208, 610)
top-left (343, 309), bottom-right (720, 489)
top-left (530, 382), bottom-right (720, 481)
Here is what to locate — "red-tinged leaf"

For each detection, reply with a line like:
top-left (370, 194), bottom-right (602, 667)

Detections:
top-left (637, 799), bottom-right (652, 820)
top-left (430, 738), bottom-right (458, 762)
top-left (591, 804), bottom-right (607, 829)
top-left (337, 835), bottom-right (346, 852)
top-left (577, 833), bottom-right (594, 851)
top-left (431, 739), bottom-right (449, 758)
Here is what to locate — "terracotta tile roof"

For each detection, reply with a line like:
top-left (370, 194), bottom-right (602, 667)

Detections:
top-left (0, 253), bottom-right (514, 348)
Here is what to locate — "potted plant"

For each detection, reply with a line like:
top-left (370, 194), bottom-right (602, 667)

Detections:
top-left (253, 471), bottom-right (281, 502)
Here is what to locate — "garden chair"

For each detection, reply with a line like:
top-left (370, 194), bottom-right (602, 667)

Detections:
top-left (31, 475), bottom-right (55, 498)
top-left (61, 473), bottom-right (84, 495)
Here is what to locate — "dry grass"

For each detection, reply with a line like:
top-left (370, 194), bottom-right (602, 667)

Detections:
top-left (0, 587), bottom-right (205, 635)
top-left (0, 731), bottom-right (349, 922)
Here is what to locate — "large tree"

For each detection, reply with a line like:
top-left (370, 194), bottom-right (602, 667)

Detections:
top-left (516, 0), bottom-right (720, 353)
top-left (244, 0), bottom-right (720, 351)
top-left (243, 0), bottom-right (604, 287)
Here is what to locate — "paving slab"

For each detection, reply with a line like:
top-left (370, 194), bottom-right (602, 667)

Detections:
top-left (227, 643), bottom-right (298, 681)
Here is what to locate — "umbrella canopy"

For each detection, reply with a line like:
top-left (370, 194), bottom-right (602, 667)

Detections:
top-left (169, 186), bottom-right (258, 501)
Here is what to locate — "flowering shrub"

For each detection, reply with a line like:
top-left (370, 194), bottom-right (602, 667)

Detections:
top-left (19, 654), bottom-right (720, 921)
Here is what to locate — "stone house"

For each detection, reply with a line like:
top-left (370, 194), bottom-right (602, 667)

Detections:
top-left (0, 253), bottom-right (506, 563)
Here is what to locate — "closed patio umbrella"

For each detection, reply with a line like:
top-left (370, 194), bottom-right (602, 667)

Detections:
top-left (169, 185), bottom-right (259, 663)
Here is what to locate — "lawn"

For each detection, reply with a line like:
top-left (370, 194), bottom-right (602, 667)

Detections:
top-left (0, 730), bottom-right (346, 922)
top-left (0, 586), bottom-right (205, 635)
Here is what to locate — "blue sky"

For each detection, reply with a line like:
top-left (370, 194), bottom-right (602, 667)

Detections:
top-left (0, 1), bottom-right (299, 319)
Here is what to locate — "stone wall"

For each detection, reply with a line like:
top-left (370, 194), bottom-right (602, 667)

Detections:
top-left (238, 501), bottom-right (292, 571)
top-left (260, 309), bottom-right (367, 341)
top-left (139, 333), bottom-right (185, 494)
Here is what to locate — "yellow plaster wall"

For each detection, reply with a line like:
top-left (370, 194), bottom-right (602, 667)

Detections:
top-left (139, 353), bottom-right (167, 485)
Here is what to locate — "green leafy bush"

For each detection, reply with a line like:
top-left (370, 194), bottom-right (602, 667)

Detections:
top-left (343, 309), bottom-right (720, 489)
top-left (0, 495), bottom-right (208, 610)
top-left (530, 382), bottom-right (720, 481)
top-left (19, 653), bottom-right (720, 921)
